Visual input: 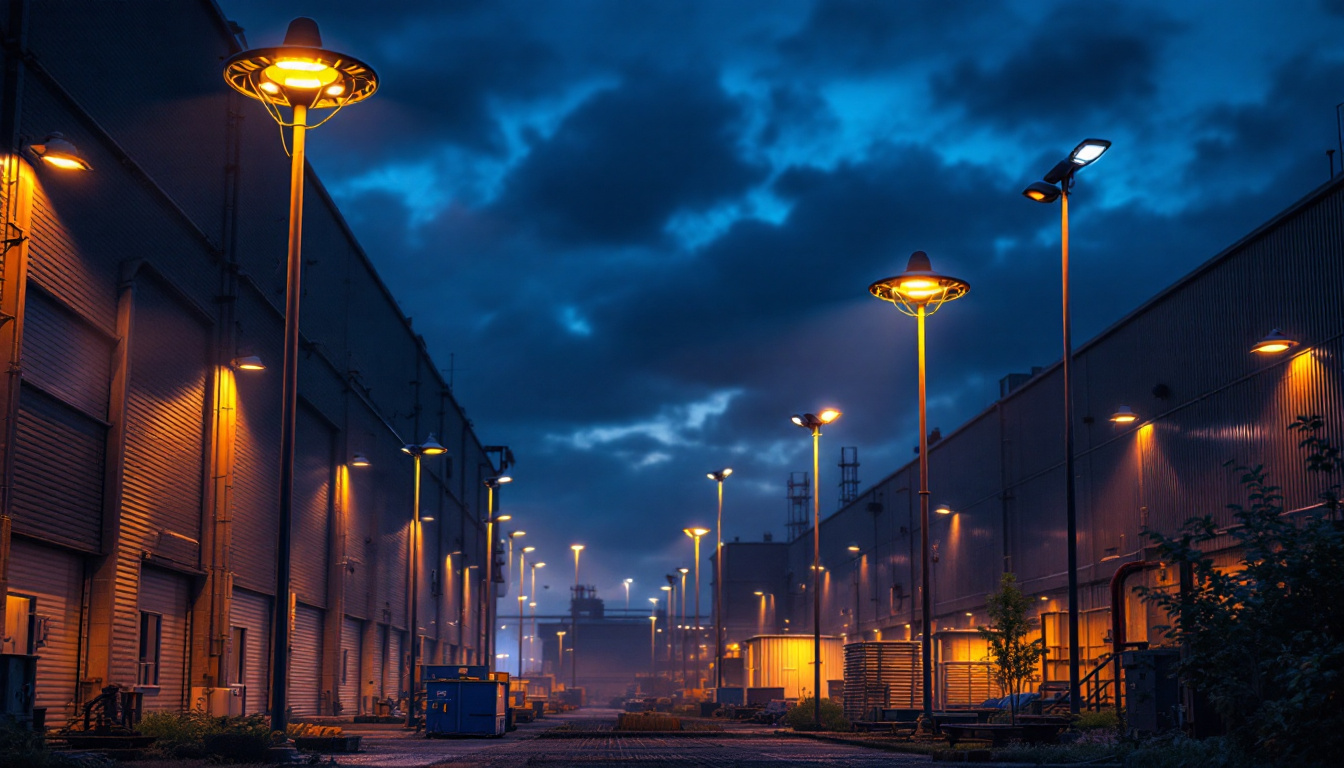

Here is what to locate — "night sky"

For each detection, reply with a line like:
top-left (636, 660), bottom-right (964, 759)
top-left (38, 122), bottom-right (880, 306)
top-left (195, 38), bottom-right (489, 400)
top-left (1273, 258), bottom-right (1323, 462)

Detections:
top-left (218, 0), bottom-right (1344, 620)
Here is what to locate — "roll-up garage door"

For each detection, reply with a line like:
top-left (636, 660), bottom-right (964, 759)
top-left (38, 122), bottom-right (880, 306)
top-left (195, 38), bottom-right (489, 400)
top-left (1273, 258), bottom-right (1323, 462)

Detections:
top-left (5, 539), bottom-right (84, 720)
top-left (340, 617), bottom-right (362, 715)
top-left (290, 603), bottom-right (323, 718)
top-left (291, 407), bottom-right (332, 608)
top-left (383, 629), bottom-right (403, 704)
top-left (138, 567), bottom-right (191, 712)
top-left (371, 624), bottom-right (386, 707)
top-left (230, 589), bottom-right (271, 715)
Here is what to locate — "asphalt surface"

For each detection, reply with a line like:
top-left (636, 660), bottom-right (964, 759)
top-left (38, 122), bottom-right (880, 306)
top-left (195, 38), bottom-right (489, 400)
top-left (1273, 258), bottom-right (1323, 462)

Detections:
top-left (327, 709), bottom-right (936, 767)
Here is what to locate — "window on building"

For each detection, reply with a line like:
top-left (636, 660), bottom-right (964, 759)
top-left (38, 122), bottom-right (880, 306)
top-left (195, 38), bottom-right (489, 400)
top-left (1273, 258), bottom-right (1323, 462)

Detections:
top-left (138, 612), bottom-right (162, 686)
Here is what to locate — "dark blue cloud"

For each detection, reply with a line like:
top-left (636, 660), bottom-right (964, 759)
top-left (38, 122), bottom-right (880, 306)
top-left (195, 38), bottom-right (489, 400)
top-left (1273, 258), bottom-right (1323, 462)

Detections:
top-left (494, 70), bottom-right (768, 245)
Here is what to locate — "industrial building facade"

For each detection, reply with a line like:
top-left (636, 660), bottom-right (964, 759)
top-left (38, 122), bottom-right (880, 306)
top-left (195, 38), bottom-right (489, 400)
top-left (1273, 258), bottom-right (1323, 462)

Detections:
top-left (0, 1), bottom-right (502, 722)
top-left (720, 170), bottom-right (1344, 703)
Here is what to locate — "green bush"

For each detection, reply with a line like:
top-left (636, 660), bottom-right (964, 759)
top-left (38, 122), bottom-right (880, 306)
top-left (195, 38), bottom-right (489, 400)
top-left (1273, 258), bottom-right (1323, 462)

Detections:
top-left (1123, 733), bottom-right (1248, 768)
top-left (0, 718), bottom-right (112, 768)
top-left (1073, 709), bottom-right (1119, 730)
top-left (782, 697), bottom-right (849, 732)
top-left (137, 711), bottom-right (274, 762)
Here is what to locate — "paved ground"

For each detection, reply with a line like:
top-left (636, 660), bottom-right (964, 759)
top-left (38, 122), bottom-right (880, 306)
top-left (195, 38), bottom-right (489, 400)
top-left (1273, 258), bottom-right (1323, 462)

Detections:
top-left (324, 709), bottom-right (936, 767)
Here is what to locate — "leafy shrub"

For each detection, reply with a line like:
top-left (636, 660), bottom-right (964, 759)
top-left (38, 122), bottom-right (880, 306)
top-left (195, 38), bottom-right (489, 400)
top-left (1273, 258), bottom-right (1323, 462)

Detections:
top-left (1072, 709), bottom-right (1119, 731)
top-left (0, 719), bottom-right (112, 768)
top-left (137, 711), bottom-right (274, 762)
top-left (1123, 733), bottom-right (1248, 768)
top-left (782, 697), bottom-right (849, 732)
top-left (1138, 416), bottom-right (1344, 767)
top-left (286, 721), bottom-right (344, 738)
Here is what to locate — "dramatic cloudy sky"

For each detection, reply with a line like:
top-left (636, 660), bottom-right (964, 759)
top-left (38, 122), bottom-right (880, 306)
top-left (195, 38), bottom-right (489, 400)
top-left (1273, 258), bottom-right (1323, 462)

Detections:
top-left (220, 0), bottom-right (1344, 620)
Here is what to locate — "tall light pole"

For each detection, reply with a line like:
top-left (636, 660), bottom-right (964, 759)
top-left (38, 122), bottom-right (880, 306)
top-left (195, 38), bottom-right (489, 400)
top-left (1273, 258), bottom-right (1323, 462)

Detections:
top-left (507, 530), bottom-right (526, 597)
top-left (870, 250), bottom-right (970, 721)
top-left (623, 578), bottom-right (633, 610)
top-left (401, 434), bottom-right (447, 728)
top-left (530, 562), bottom-right (545, 674)
top-left (223, 17), bottom-right (378, 733)
top-left (649, 613), bottom-right (659, 679)
top-left (678, 567), bottom-right (689, 686)
top-left (556, 630), bottom-right (566, 680)
top-left (790, 409), bottom-right (841, 726)
top-left (1022, 138), bottom-right (1111, 715)
top-left (707, 468), bottom-right (732, 692)
top-left (483, 476), bottom-right (512, 669)
top-left (847, 544), bottom-right (862, 638)
top-left (518, 545), bottom-right (533, 678)
top-left (684, 527), bottom-right (710, 691)
top-left (661, 584), bottom-right (674, 671)
top-left (570, 544), bottom-right (584, 691)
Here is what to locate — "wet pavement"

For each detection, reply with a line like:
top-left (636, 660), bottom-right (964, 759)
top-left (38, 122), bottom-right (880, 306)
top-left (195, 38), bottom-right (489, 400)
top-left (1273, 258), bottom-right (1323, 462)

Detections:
top-left (322, 708), bottom-right (936, 767)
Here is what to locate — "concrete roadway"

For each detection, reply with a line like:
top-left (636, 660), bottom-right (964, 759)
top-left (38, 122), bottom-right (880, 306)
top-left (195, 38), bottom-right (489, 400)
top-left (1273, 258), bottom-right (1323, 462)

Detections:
top-left (328, 708), bottom-right (935, 767)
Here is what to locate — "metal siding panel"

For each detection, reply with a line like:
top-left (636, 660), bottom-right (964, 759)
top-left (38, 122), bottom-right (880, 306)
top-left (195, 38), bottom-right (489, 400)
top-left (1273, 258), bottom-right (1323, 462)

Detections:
top-left (340, 617), bottom-right (362, 714)
top-left (22, 288), bottom-right (111, 419)
top-left (231, 289), bottom-right (281, 595)
top-left (230, 589), bottom-right (272, 716)
top-left (371, 624), bottom-right (386, 702)
top-left (123, 279), bottom-right (209, 569)
top-left (7, 539), bottom-right (83, 719)
top-left (384, 629), bottom-right (403, 704)
top-left (290, 604), bottom-right (324, 717)
top-left (11, 385), bottom-right (105, 551)
top-left (26, 1), bottom-right (231, 247)
top-left (292, 407), bottom-right (332, 608)
top-left (139, 567), bottom-right (191, 712)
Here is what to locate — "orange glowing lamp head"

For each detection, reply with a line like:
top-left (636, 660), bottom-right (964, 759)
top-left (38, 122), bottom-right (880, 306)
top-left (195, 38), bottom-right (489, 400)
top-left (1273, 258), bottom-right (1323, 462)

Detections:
top-left (1250, 329), bottom-right (1299, 355)
top-left (223, 17), bottom-right (378, 111)
top-left (684, 527), bottom-right (710, 539)
top-left (869, 251), bottom-right (970, 312)
top-left (1110, 405), bottom-right (1139, 424)
top-left (30, 133), bottom-right (93, 171)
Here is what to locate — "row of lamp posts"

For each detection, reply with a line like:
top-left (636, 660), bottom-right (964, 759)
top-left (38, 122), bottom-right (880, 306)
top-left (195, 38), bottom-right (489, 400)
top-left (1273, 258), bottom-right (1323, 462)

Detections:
top-left (224, 12), bottom-right (1116, 729)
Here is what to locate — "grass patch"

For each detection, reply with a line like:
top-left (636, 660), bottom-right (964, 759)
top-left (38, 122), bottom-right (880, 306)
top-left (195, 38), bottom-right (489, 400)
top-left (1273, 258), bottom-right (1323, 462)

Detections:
top-left (137, 711), bottom-right (274, 763)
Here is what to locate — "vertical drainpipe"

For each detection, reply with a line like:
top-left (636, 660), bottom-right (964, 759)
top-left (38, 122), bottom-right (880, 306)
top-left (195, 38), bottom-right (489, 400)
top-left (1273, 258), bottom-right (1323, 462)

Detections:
top-left (0, 0), bottom-right (30, 656)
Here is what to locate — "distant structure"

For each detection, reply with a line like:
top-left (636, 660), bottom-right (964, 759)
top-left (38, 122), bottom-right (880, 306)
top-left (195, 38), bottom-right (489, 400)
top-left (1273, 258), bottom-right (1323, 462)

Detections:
top-left (839, 447), bottom-right (860, 506)
top-left (786, 471), bottom-right (811, 541)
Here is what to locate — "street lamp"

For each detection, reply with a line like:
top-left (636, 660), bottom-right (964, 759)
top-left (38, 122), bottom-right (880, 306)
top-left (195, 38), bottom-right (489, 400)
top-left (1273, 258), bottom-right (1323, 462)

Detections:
top-left (870, 249), bottom-right (970, 721)
top-left (530, 562), bottom-right (545, 674)
top-left (847, 543), bottom-right (862, 638)
top-left (661, 584), bottom-right (674, 670)
top-left (678, 567), bottom-right (690, 686)
top-left (556, 629), bottom-right (567, 680)
top-left (518, 545), bottom-right (534, 677)
top-left (624, 578), bottom-right (634, 610)
top-left (400, 434), bottom-right (446, 728)
top-left (29, 133), bottom-right (93, 171)
top-left (707, 468), bottom-right (732, 692)
top-left (684, 527), bottom-right (710, 691)
top-left (224, 16), bottom-right (378, 733)
top-left (1021, 138), bottom-right (1110, 715)
top-left (483, 476), bottom-right (512, 669)
top-left (570, 544), bottom-right (584, 690)
top-left (649, 615), bottom-right (659, 678)
top-left (790, 407), bottom-right (841, 726)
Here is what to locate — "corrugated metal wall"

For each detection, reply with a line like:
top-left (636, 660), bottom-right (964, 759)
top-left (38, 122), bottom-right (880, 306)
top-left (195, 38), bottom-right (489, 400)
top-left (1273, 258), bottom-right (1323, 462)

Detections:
top-left (230, 287), bottom-right (282, 595)
top-left (11, 385), bottom-right (104, 551)
top-left (290, 604), bottom-right (324, 718)
top-left (292, 407), bottom-right (333, 608)
top-left (139, 567), bottom-right (191, 712)
top-left (340, 617), bottom-right (362, 715)
top-left (7, 538), bottom-right (83, 719)
top-left (230, 589), bottom-right (271, 716)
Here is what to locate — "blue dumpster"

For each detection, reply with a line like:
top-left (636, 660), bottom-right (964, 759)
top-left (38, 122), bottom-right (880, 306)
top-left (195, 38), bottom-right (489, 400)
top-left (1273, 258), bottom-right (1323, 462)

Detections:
top-left (424, 677), bottom-right (507, 737)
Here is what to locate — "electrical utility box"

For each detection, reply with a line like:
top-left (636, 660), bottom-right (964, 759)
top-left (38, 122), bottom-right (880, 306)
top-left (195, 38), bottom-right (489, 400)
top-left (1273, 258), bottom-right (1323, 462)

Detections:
top-left (1121, 649), bottom-right (1181, 737)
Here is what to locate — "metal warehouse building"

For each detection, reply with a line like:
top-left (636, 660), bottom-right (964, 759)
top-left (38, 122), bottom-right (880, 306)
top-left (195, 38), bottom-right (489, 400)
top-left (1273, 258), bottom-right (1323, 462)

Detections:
top-left (0, 2), bottom-right (503, 722)
top-left (720, 163), bottom-right (1344, 705)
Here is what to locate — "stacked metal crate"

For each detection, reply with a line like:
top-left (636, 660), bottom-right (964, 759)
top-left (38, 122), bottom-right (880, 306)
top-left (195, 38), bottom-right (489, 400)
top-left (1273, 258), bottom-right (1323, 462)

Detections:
top-left (842, 641), bottom-right (923, 722)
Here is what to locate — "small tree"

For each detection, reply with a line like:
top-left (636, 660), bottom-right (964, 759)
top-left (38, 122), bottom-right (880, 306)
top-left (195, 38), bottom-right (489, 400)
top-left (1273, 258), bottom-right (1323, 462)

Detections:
top-left (1139, 416), bottom-right (1344, 766)
top-left (978, 572), bottom-right (1044, 725)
